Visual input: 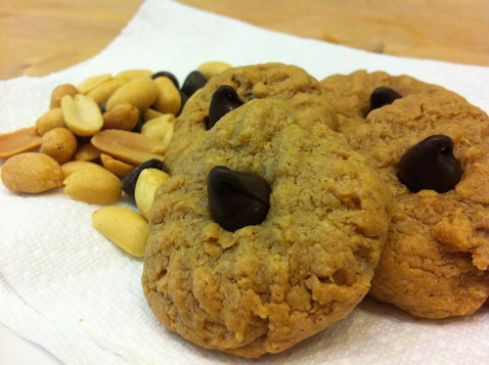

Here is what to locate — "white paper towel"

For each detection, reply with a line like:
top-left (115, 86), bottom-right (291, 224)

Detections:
top-left (1, 1), bottom-right (488, 364)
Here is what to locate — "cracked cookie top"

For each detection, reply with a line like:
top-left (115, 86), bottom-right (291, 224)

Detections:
top-left (321, 71), bottom-right (489, 318)
top-left (142, 98), bottom-right (391, 358)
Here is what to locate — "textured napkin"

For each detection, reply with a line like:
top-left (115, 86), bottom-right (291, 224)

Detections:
top-left (1, 1), bottom-right (488, 364)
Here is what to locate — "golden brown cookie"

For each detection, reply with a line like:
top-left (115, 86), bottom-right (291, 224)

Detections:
top-left (321, 70), bottom-right (489, 319)
top-left (166, 63), bottom-right (334, 172)
top-left (142, 99), bottom-right (391, 357)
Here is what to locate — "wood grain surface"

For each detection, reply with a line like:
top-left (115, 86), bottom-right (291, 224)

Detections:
top-left (1, 0), bottom-right (488, 80)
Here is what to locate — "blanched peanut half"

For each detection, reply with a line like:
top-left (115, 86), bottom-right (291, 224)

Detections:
top-left (143, 108), bottom-right (163, 121)
top-left (153, 77), bottom-right (181, 114)
top-left (92, 206), bottom-right (148, 258)
top-left (103, 103), bottom-right (139, 131)
top-left (197, 61), bottom-right (232, 79)
top-left (63, 166), bottom-right (121, 204)
top-left (106, 78), bottom-right (158, 111)
top-left (74, 142), bottom-right (101, 161)
top-left (0, 127), bottom-right (42, 159)
top-left (86, 78), bottom-right (126, 105)
top-left (78, 74), bottom-right (112, 94)
top-left (141, 114), bottom-right (174, 150)
top-left (61, 160), bottom-right (106, 178)
top-left (40, 127), bottom-right (77, 164)
top-left (50, 84), bottom-right (78, 109)
top-left (116, 69), bottom-right (152, 80)
top-left (100, 153), bottom-right (134, 177)
top-left (61, 94), bottom-right (104, 136)
top-left (36, 108), bottom-right (66, 136)
top-left (1, 152), bottom-right (63, 193)
top-left (135, 168), bottom-right (169, 219)
top-left (91, 129), bottom-right (164, 165)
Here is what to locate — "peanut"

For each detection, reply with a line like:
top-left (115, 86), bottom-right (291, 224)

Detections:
top-left (106, 78), bottom-right (158, 111)
top-left (86, 78), bottom-right (126, 105)
top-left (40, 127), bottom-right (78, 164)
top-left (35, 108), bottom-right (66, 136)
top-left (153, 77), bottom-right (181, 114)
top-left (197, 61), bottom-right (231, 79)
top-left (91, 129), bottom-right (164, 165)
top-left (63, 166), bottom-right (121, 204)
top-left (1, 152), bottom-right (63, 193)
top-left (50, 84), bottom-right (78, 109)
top-left (135, 168), bottom-right (169, 219)
top-left (100, 153), bottom-right (134, 177)
top-left (78, 74), bottom-right (112, 94)
top-left (102, 103), bottom-right (139, 131)
top-left (74, 142), bottom-right (101, 161)
top-left (61, 160), bottom-right (106, 178)
top-left (0, 127), bottom-right (42, 159)
top-left (141, 114), bottom-right (174, 150)
top-left (143, 108), bottom-right (163, 121)
top-left (92, 206), bottom-right (148, 258)
top-left (116, 69), bottom-right (152, 80)
top-left (61, 94), bottom-right (104, 136)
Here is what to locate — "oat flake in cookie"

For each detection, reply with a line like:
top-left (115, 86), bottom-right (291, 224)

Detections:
top-left (142, 99), bottom-right (391, 358)
top-left (321, 70), bottom-right (489, 319)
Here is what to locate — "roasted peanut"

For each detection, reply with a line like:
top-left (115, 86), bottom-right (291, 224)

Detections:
top-left (100, 153), bottom-right (134, 177)
top-left (61, 160), bottom-right (106, 178)
top-left (91, 129), bottom-right (164, 165)
top-left (0, 127), bottom-right (42, 159)
top-left (50, 84), bottom-right (78, 109)
top-left (135, 168), bottom-right (169, 218)
top-left (74, 142), bottom-right (101, 161)
top-left (86, 78), bottom-right (126, 105)
top-left (92, 206), bottom-right (148, 257)
top-left (153, 77), bottom-right (181, 114)
top-left (197, 61), bottom-right (231, 79)
top-left (141, 114), bottom-right (174, 149)
top-left (35, 108), bottom-right (66, 136)
top-left (40, 127), bottom-right (78, 164)
top-left (106, 78), bottom-right (158, 111)
top-left (63, 166), bottom-right (121, 204)
top-left (61, 94), bottom-right (104, 136)
top-left (116, 69), bottom-right (152, 80)
top-left (143, 108), bottom-right (163, 121)
top-left (1, 152), bottom-right (63, 193)
top-left (78, 74), bottom-right (112, 94)
top-left (102, 103), bottom-right (139, 131)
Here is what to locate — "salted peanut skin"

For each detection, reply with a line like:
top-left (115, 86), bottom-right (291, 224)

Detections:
top-left (153, 77), bottom-right (181, 114)
top-left (92, 206), bottom-right (148, 257)
top-left (78, 74), bottom-right (112, 94)
top-left (40, 127), bottom-right (77, 164)
top-left (103, 103), bottom-right (139, 131)
top-left (1, 152), bottom-right (63, 193)
top-left (63, 167), bottom-right (121, 204)
top-left (74, 142), bottom-right (100, 161)
top-left (35, 108), bottom-right (66, 136)
top-left (0, 127), bottom-right (42, 159)
top-left (50, 84), bottom-right (78, 109)
top-left (61, 160), bottom-right (106, 178)
top-left (86, 78), bottom-right (126, 105)
top-left (116, 69), bottom-right (152, 80)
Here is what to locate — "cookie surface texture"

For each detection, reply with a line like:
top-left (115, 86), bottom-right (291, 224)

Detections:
top-left (142, 98), bottom-right (391, 357)
top-left (321, 70), bottom-right (489, 318)
top-left (165, 63), bottom-right (334, 172)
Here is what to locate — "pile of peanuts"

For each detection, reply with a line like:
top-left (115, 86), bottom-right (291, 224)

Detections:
top-left (0, 61), bottom-right (231, 257)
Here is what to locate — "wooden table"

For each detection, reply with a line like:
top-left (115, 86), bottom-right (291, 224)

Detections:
top-left (0, 0), bottom-right (488, 80)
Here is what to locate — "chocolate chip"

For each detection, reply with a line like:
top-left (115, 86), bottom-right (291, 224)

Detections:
top-left (369, 87), bottom-right (402, 113)
top-left (132, 114), bottom-right (144, 133)
top-left (396, 135), bottom-right (462, 193)
top-left (151, 71), bottom-right (179, 89)
top-left (206, 85), bottom-right (244, 129)
top-left (122, 159), bottom-right (169, 198)
top-left (181, 71), bottom-right (207, 97)
top-left (208, 166), bottom-right (271, 232)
